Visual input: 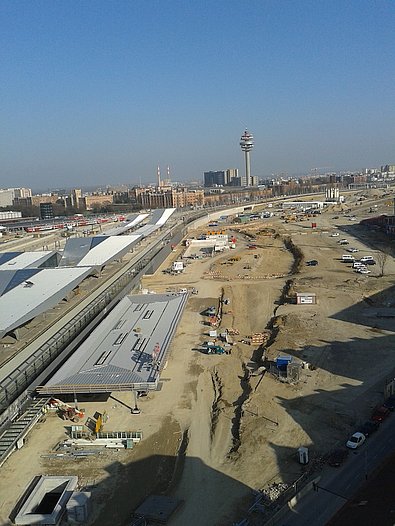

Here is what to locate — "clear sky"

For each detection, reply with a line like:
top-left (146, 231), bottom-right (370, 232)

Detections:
top-left (1, 0), bottom-right (394, 190)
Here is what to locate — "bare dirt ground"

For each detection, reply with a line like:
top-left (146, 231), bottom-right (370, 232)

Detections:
top-left (1, 197), bottom-right (395, 526)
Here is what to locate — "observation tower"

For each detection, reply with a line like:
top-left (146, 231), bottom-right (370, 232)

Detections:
top-left (240, 129), bottom-right (254, 187)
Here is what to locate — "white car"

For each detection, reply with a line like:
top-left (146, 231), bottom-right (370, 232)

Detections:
top-left (346, 432), bottom-right (366, 449)
top-left (348, 248), bottom-right (359, 253)
top-left (330, 233), bottom-right (340, 237)
top-left (357, 269), bottom-right (371, 274)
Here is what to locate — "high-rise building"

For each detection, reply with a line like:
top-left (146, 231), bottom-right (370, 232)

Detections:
top-left (13, 188), bottom-right (32, 198)
top-left (71, 189), bottom-right (82, 208)
top-left (204, 171), bottom-right (225, 187)
top-left (240, 129), bottom-right (254, 187)
top-left (40, 203), bottom-right (54, 220)
top-left (225, 168), bottom-right (239, 185)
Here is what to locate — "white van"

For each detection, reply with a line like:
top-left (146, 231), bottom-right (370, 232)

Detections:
top-left (342, 254), bottom-right (355, 262)
top-left (360, 256), bottom-right (374, 263)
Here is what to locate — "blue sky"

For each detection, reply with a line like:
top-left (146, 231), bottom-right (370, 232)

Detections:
top-left (1, 1), bottom-right (394, 190)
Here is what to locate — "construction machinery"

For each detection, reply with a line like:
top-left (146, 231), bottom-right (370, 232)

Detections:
top-left (203, 345), bottom-right (228, 355)
top-left (48, 398), bottom-right (85, 423)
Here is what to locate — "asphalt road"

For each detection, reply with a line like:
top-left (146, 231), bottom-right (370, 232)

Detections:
top-left (279, 413), bottom-right (395, 525)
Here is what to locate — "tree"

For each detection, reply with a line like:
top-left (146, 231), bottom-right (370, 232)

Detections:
top-left (376, 250), bottom-right (389, 277)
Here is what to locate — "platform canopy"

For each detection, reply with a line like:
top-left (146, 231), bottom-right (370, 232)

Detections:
top-left (103, 213), bottom-right (149, 236)
top-left (59, 235), bottom-right (140, 268)
top-left (0, 267), bottom-right (93, 339)
top-left (37, 292), bottom-right (188, 394)
top-left (0, 251), bottom-right (59, 270)
top-left (132, 208), bottom-right (176, 239)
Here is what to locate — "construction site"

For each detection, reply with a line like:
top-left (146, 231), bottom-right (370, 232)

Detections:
top-left (1, 192), bottom-right (395, 525)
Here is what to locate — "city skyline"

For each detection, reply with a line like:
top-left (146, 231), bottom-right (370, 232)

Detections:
top-left (1, 1), bottom-right (394, 189)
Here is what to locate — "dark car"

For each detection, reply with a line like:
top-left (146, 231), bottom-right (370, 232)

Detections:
top-left (383, 395), bottom-right (395, 411)
top-left (359, 421), bottom-right (380, 437)
top-left (306, 260), bottom-right (318, 266)
top-left (327, 448), bottom-right (349, 467)
top-left (372, 405), bottom-right (391, 422)
top-left (364, 260), bottom-right (376, 265)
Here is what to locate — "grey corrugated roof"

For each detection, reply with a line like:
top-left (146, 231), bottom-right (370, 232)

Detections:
top-left (39, 292), bottom-right (188, 393)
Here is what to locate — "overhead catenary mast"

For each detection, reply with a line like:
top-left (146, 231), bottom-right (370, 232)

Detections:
top-left (240, 129), bottom-right (254, 187)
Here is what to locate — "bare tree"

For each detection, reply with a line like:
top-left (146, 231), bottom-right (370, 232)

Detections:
top-left (376, 250), bottom-right (389, 277)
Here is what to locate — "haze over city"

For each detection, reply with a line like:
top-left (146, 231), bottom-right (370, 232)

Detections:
top-left (1, 1), bottom-right (394, 190)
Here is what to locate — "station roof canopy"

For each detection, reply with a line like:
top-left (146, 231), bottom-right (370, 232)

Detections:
top-left (0, 251), bottom-right (59, 270)
top-left (59, 235), bottom-right (141, 268)
top-left (151, 208), bottom-right (176, 225)
top-left (133, 208), bottom-right (176, 238)
top-left (37, 292), bottom-right (188, 394)
top-left (0, 267), bottom-right (93, 339)
top-left (103, 213), bottom-right (149, 236)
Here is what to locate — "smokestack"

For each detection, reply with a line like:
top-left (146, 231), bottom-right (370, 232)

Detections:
top-left (157, 165), bottom-right (161, 188)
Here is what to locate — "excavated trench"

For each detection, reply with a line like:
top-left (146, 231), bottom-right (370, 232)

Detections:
top-left (228, 363), bottom-right (252, 456)
top-left (210, 368), bottom-right (223, 440)
top-left (226, 234), bottom-right (302, 457)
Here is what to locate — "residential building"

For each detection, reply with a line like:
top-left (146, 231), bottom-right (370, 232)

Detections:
top-left (80, 194), bottom-right (114, 211)
top-left (133, 187), bottom-right (204, 209)
top-left (0, 190), bottom-right (15, 208)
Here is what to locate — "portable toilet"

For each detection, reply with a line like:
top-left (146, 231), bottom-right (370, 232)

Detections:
top-left (276, 356), bottom-right (292, 371)
top-left (298, 447), bottom-right (309, 465)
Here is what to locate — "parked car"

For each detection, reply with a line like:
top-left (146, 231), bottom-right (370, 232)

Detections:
top-left (306, 260), bottom-right (318, 266)
top-left (371, 405), bottom-right (391, 422)
top-left (364, 260), bottom-right (376, 265)
top-left (360, 256), bottom-right (374, 263)
top-left (330, 232), bottom-right (340, 237)
top-left (353, 263), bottom-right (367, 270)
top-left (327, 448), bottom-right (349, 467)
top-left (338, 239), bottom-right (349, 245)
top-left (359, 421), bottom-right (380, 437)
top-left (383, 395), bottom-right (395, 411)
top-left (355, 268), bottom-right (371, 274)
top-left (346, 432), bottom-right (366, 449)
top-left (348, 247), bottom-right (359, 253)
top-left (342, 254), bottom-right (355, 262)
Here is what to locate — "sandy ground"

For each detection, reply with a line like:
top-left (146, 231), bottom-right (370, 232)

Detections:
top-left (1, 195), bottom-right (395, 525)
